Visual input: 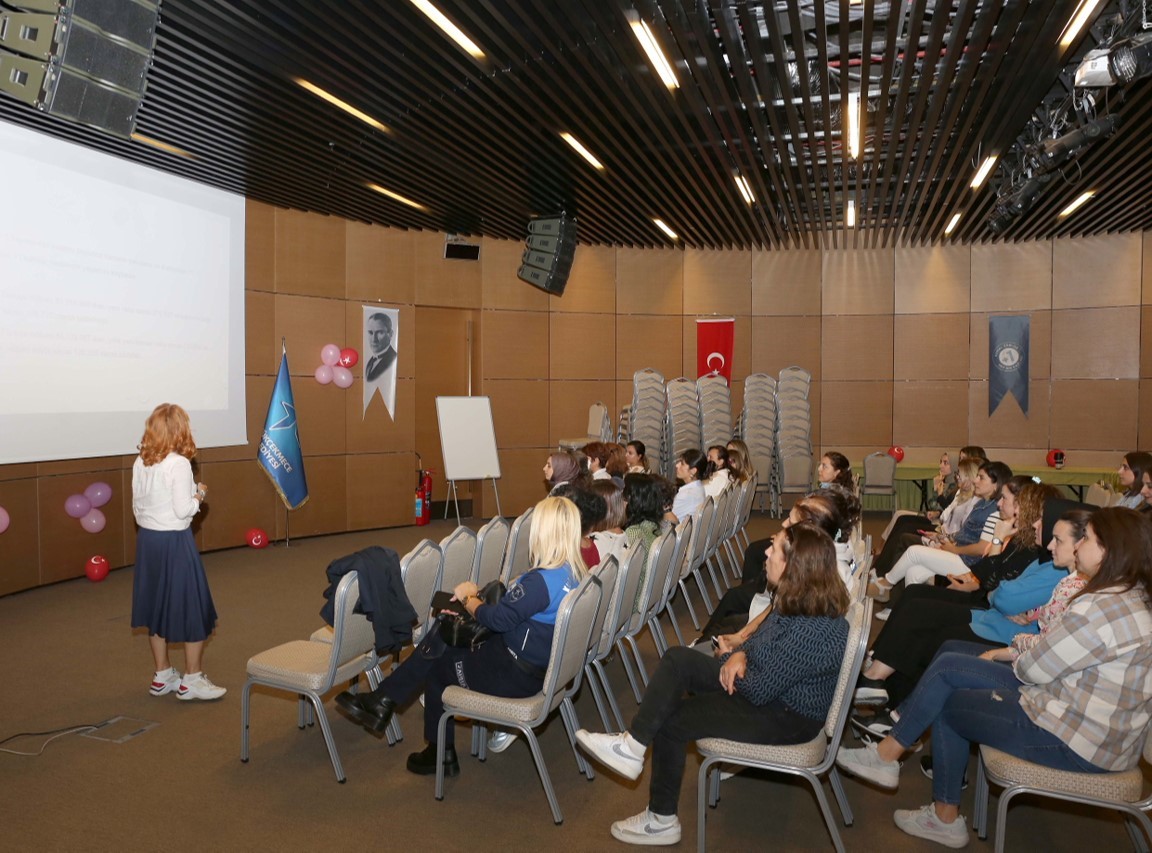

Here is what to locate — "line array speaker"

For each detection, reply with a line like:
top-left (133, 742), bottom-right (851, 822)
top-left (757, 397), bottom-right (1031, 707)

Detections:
top-left (517, 213), bottom-right (576, 296)
top-left (0, 0), bottom-right (160, 138)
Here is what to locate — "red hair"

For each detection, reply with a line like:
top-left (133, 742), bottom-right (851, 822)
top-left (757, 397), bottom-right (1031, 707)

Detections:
top-left (138, 403), bottom-right (197, 465)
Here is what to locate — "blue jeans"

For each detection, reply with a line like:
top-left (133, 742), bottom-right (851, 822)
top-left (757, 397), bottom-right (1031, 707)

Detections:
top-left (890, 641), bottom-right (1103, 805)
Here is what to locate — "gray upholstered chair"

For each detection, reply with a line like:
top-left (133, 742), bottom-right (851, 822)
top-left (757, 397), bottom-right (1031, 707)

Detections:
top-left (695, 598), bottom-right (872, 852)
top-left (437, 525), bottom-right (477, 593)
top-left (471, 514), bottom-right (510, 587)
top-left (861, 451), bottom-right (898, 511)
top-left (585, 545), bottom-right (646, 731)
top-left (675, 497), bottom-right (718, 629)
top-left (973, 728), bottom-right (1152, 852)
top-left (432, 572), bottom-right (603, 824)
top-left (654, 516), bottom-right (695, 649)
top-left (240, 571), bottom-right (381, 782)
top-left (618, 527), bottom-right (678, 694)
top-left (499, 505), bottom-right (534, 584)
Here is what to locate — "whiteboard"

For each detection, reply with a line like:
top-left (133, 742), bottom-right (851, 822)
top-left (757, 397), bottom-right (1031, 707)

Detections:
top-left (436, 396), bottom-right (502, 481)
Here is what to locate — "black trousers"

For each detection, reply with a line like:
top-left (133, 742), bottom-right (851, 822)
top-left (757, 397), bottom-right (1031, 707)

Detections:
top-left (698, 582), bottom-right (760, 642)
top-left (375, 632), bottom-right (542, 746)
top-left (629, 647), bottom-right (822, 816)
top-left (872, 515), bottom-right (932, 576)
top-left (741, 537), bottom-right (772, 584)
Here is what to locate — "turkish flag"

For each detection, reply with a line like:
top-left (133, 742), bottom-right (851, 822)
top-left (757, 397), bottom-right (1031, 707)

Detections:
top-left (696, 318), bottom-right (735, 383)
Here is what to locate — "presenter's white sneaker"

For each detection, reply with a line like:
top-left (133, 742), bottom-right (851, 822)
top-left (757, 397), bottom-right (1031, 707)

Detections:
top-left (576, 730), bottom-right (645, 780)
top-left (150, 668), bottom-right (182, 696)
top-left (893, 804), bottom-right (970, 848)
top-left (610, 810), bottom-right (681, 846)
top-left (487, 731), bottom-right (519, 753)
top-left (177, 672), bottom-right (227, 701)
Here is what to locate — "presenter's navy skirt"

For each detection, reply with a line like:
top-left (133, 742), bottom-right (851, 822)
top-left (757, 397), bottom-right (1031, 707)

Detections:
top-left (131, 527), bottom-right (218, 643)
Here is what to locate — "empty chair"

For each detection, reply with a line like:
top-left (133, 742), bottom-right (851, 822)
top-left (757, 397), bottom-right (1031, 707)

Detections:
top-left (433, 573), bottom-right (604, 824)
top-left (472, 514), bottom-right (510, 587)
top-left (861, 451), bottom-right (898, 512)
top-left (558, 401), bottom-right (610, 449)
top-left (500, 505), bottom-right (534, 584)
top-left (578, 555), bottom-right (621, 734)
top-left (618, 527), bottom-right (678, 695)
top-left (675, 498), bottom-right (718, 630)
top-left (240, 571), bottom-right (381, 782)
top-left (585, 544), bottom-right (647, 731)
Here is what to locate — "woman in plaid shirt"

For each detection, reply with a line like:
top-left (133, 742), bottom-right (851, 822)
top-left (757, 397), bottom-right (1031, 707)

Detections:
top-left (836, 507), bottom-right (1152, 849)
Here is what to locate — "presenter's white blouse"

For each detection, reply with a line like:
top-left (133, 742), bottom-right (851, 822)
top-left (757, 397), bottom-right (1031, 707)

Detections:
top-left (132, 452), bottom-right (201, 531)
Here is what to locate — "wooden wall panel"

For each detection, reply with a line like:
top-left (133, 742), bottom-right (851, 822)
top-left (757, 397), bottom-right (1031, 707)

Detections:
top-left (968, 380), bottom-right (1050, 449)
top-left (413, 231), bottom-right (482, 309)
top-left (346, 377), bottom-right (416, 455)
top-left (549, 380), bottom-right (617, 447)
top-left (971, 241), bottom-right (1052, 312)
top-left (245, 200), bottom-right (276, 293)
top-left (346, 452), bottom-right (418, 530)
top-left (273, 294), bottom-right (347, 377)
top-left (616, 247), bottom-right (683, 315)
top-left (347, 222), bottom-right (417, 304)
top-left (749, 316), bottom-right (822, 379)
top-left (822, 316), bottom-right (893, 380)
top-left (1050, 307), bottom-right (1140, 379)
top-left (0, 478), bottom-right (40, 595)
top-left (1050, 379), bottom-right (1139, 451)
top-left (293, 376), bottom-right (347, 457)
top-left (683, 248), bottom-right (752, 315)
top-left (1052, 233), bottom-right (1142, 309)
top-left (37, 455), bottom-right (126, 477)
top-left (245, 290), bottom-right (275, 377)
top-left (751, 248), bottom-right (822, 315)
top-left (969, 311), bottom-right (1052, 380)
top-left (549, 313), bottom-right (615, 380)
top-left (682, 315), bottom-right (751, 382)
top-left (616, 315), bottom-right (684, 380)
top-left (557, 244), bottom-right (616, 314)
top-left (480, 237), bottom-right (549, 311)
top-left (480, 310), bottom-right (548, 380)
top-left (894, 244), bottom-right (971, 314)
top-left (274, 209), bottom-right (346, 297)
top-left (822, 247), bottom-right (895, 315)
top-left (1144, 231), bottom-right (1152, 304)
top-left (486, 379), bottom-right (550, 449)
top-left (1140, 379), bottom-right (1152, 448)
top-left (1142, 307), bottom-right (1152, 377)
top-left (0, 463), bottom-right (37, 482)
top-left (819, 381), bottom-right (893, 446)
top-left (199, 458), bottom-right (278, 551)
top-left (479, 448), bottom-right (549, 518)
top-left (273, 454), bottom-right (346, 539)
top-left (893, 315), bottom-right (970, 380)
top-left (892, 381), bottom-right (970, 447)
top-left (415, 307), bottom-right (478, 501)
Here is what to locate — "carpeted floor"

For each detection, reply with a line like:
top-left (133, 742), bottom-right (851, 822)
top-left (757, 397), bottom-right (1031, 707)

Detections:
top-left (0, 511), bottom-right (1141, 852)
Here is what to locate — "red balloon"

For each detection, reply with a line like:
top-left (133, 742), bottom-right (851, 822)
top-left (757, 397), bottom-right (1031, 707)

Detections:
top-left (1047, 449), bottom-right (1066, 468)
top-left (887, 446), bottom-right (905, 462)
top-left (85, 555), bottom-right (110, 582)
top-left (339, 347), bottom-right (359, 368)
top-left (245, 527), bottom-right (270, 549)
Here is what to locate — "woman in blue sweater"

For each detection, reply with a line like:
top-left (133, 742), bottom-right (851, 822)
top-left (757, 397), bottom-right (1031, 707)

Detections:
top-left (575, 523), bottom-right (850, 846)
top-left (335, 496), bottom-right (587, 777)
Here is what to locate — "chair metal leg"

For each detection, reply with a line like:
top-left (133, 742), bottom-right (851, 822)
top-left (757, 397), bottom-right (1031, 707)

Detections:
top-left (663, 599), bottom-right (687, 646)
top-left (559, 697), bottom-right (593, 780)
top-left (678, 579), bottom-right (702, 630)
top-left (692, 568), bottom-right (714, 613)
top-left (615, 639), bottom-right (644, 705)
top-left (705, 556), bottom-right (725, 602)
top-left (305, 691), bottom-right (346, 783)
top-left (649, 616), bottom-right (669, 656)
top-left (974, 753), bottom-right (990, 840)
top-left (1124, 815), bottom-right (1152, 853)
top-left (523, 727), bottom-right (565, 824)
top-left (584, 662), bottom-right (616, 733)
top-left (827, 767), bottom-right (854, 826)
top-left (621, 635), bottom-right (650, 687)
top-left (240, 679), bottom-right (253, 762)
top-left (591, 658), bottom-right (626, 731)
top-left (297, 695), bottom-right (309, 728)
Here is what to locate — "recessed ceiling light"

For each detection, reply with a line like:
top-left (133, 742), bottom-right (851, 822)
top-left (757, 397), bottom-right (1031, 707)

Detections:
top-left (296, 78), bottom-right (390, 133)
top-left (408, 0), bottom-right (485, 60)
top-left (1059, 190), bottom-right (1095, 217)
top-left (560, 132), bottom-right (605, 170)
top-left (1059, 0), bottom-right (1105, 48)
top-left (847, 91), bottom-right (860, 159)
top-left (653, 218), bottom-right (678, 240)
top-left (628, 17), bottom-right (679, 89)
top-left (945, 212), bottom-right (962, 235)
top-left (130, 133), bottom-right (197, 159)
top-left (367, 183), bottom-right (428, 211)
top-left (846, 199), bottom-right (856, 228)
top-left (970, 155), bottom-right (998, 189)
top-left (734, 174), bottom-right (755, 205)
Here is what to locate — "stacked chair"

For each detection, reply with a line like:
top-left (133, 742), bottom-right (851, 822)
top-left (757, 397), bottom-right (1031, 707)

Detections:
top-left (696, 373), bottom-right (733, 451)
top-left (628, 368), bottom-right (666, 476)
top-left (739, 373), bottom-right (778, 512)
top-left (665, 377), bottom-right (703, 476)
top-left (774, 366), bottom-right (814, 515)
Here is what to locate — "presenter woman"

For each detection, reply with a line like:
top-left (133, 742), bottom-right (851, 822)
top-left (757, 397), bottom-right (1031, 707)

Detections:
top-left (130, 403), bottom-right (224, 701)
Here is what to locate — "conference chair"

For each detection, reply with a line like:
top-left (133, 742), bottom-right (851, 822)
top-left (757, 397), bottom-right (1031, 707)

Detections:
top-left (695, 598), bottom-right (872, 853)
top-left (438, 525), bottom-right (477, 593)
top-left (500, 505), bottom-right (534, 584)
top-left (618, 527), bottom-right (677, 696)
top-left (973, 728), bottom-right (1152, 852)
top-left (240, 571), bottom-right (381, 782)
top-left (585, 544), bottom-right (646, 732)
top-left (654, 516), bottom-right (694, 649)
top-left (433, 573), bottom-right (603, 825)
top-left (472, 514), bottom-right (510, 587)
top-left (862, 451), bottom-right (898, 512)
top-left (675, 497), bottom-right (718, 630)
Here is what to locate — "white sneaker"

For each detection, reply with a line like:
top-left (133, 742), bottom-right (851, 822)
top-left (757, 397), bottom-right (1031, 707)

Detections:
top-left (488, 731), bottom-right (519, 753)
top-left (177, 672), bottom-right (226, 701)
top-left (150, 667), bottom-right (182, 697)
top-left (610, 809), bottom-right (681, 846)
top-left (576, 730), bottom-right (645, 780)
top-left (835, 741), bottom-right (901, 789)
top-left (875, 607), bottom-right (891, 621)
top-left (893, 803), bottom-right (970, 848)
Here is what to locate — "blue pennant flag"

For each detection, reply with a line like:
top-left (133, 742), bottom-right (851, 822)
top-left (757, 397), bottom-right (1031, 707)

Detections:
top-left (258, 350), bottom-right (309, 509)
top-left (989, 315), bottom-right (1030, 417)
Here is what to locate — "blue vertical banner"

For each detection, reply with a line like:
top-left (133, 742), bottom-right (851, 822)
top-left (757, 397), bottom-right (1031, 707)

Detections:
top-left (989, 315), bottom-right (1030, 417)
top-left (258, 349), bottom-right (309, 509)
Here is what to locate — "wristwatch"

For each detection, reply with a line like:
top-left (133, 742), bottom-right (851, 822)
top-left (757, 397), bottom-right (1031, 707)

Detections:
top-left (991, 537), bottom-right (1003, 546)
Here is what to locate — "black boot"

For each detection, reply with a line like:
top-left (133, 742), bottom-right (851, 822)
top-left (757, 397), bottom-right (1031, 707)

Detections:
top-left (406, 742), bottom-right (460, 777)
top-left (334, 690), bottom-right (397, 734)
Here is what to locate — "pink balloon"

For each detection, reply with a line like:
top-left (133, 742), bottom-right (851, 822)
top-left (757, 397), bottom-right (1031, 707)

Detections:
top-left (339, 347), bottom-right (359, 368)
top-left (320, 343), bottom-right (341, 366)
top-left (314, 364), bottom-right (334, 385)
top-left (65, 494), bottom-right (92, 518)
top-left (80, 508), bottom-right (106, 533)
top-left (332, 366), bottom-right (354, 388)
top-left (84, 481), bottom-right (113, 508)
top-left (0, 506), bottom-right (9, 534)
